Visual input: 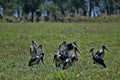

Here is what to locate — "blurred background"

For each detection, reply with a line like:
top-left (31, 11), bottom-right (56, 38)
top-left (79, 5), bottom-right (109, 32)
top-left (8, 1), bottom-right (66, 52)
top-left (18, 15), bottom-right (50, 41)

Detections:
top-left (0, 0), bottom-right (120, 23)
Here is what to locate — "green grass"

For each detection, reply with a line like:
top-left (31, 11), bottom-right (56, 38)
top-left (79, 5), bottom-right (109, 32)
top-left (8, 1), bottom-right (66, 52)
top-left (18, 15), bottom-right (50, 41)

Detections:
top-left (0, 22), bottom-right (120, 80)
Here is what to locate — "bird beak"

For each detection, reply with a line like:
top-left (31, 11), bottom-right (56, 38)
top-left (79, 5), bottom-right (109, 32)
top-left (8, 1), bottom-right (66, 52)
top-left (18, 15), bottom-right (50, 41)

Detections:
top-left (89, 50), bottom-right (91, 53)
top-left (75, 47), bottom-right (80, 54)
top-left (37, 45), bottom-right (40, 49)
top-left (89, 48), bottom-right (94, 53)
top-left (73, 42), bottom-right (77, 47)
top-left (77, 50), bottom-right (80, 54)
top-left (105, 47), bottom-right (109, 51)
top-left (37, 46), bottom-right (39, 49)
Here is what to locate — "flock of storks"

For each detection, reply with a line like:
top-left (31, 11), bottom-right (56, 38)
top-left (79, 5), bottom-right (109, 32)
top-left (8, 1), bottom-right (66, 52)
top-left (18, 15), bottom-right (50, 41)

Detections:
top-left (28, 40), bottom-right (109, 70)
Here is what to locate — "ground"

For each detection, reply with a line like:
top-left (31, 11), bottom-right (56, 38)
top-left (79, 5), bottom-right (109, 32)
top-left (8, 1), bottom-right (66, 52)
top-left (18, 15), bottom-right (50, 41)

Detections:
top-left (0, 22), bottom-right (120, 80)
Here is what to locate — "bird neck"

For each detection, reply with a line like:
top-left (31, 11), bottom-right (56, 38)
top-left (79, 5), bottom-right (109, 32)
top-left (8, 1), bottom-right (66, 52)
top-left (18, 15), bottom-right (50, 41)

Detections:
top-left (72, 43), bottom-right (76, 47)
top-left (57, 45), bottom-right (61, 55)
top-left (91, 51), bottom-right (94, 56)
top-left (100, 48), bottom-right (104, 53)
top-left (58, 45), bottom-right (61, 50)
top-left (39, 48), bottom-right (43, 52)
top-left (40, 48), bottom-right (43, 51)
top-left (30, 45), bottom-right (36, 51)
top-left (73, 52), bottom-right (77, 56)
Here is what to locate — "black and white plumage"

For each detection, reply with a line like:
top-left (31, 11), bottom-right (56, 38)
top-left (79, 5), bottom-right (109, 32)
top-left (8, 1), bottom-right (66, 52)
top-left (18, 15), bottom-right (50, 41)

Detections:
top-left (63, 41), bottom-right (80, 58)
top-left (28, 44), bottom-right (44, 66)
top-left (53, 54), bottom-right (67, 67)
top-left (62, 58), bottom-right (72, 70)
top-left (89, 48), bottom-right (107, 68)
top-left (28, 55), bottom-right (41, 66)
top-left (30, 40), bottom-right (37, 57)
top-left (37, 44), bottom-right (44, 64)
top-left (61, 41), bottom-right (80, 53)
top-left (62, 47), bottom-right (80, 70)
top-left (53, 45), bottom-right (66, 67)
top-left (53, 41), bottom-right (80, 68)
top-left (95, 45), bottom-right (109, 58)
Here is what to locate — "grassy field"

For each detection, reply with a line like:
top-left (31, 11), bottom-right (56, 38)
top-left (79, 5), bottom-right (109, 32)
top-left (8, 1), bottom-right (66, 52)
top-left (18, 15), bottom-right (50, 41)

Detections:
top-left (0, 22), bottom-right (120, 80)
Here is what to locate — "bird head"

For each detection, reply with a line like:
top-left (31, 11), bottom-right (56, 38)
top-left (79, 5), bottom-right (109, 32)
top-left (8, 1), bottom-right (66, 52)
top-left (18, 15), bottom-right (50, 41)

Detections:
top-left (89, 48), bottom-right (94, 53)
top-left (32, 40), bottom-right (37, 46)
top-left (32, 40), bottom-right (35, 44)
top-left (62, 41), bottom-right (67, 45)
top-left (102, 45), bottom-right (109, 51)
top-left (72, 41), bottom-right (77, 47)
top-left (37, 44), bottom-right (42, 49)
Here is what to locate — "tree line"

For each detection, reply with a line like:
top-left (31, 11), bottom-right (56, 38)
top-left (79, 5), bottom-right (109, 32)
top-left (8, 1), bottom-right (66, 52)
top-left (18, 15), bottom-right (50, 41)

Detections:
top-left (0, 0), bottom-right (120, 22)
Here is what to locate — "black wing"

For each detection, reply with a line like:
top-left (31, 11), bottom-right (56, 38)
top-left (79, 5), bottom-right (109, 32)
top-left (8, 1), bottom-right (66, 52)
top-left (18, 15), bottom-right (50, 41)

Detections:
top-left (28, 57), bottom-right (38, 66)
top-left (66, 43), bottom-right (73, 50)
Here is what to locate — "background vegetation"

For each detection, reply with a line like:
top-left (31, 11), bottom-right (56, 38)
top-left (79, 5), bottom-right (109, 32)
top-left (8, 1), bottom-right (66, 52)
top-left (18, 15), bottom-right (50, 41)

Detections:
top-left (0, 0), bottom-right (120, 22)
top-left (0, 22), bottom-right (120, 80)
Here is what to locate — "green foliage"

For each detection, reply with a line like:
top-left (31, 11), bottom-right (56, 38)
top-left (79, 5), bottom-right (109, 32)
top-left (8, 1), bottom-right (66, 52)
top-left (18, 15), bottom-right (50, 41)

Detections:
top-left (0, 23), bottom-right (120, 80)
top-left (63, 15), bottom-right (120, 23)
top-left (0, 19), bottom-right (5, 22)
top-left (44, 3), bottom-right (61, 17)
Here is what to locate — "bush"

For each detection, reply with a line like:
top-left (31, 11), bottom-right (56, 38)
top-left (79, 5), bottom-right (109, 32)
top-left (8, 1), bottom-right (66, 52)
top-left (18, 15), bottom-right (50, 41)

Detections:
top-left (63, 15), bottom-right (120, 23)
